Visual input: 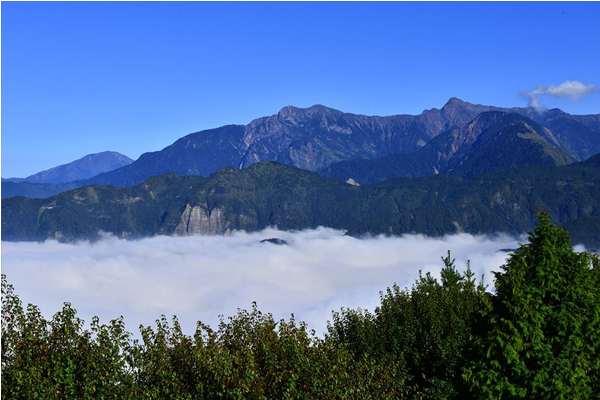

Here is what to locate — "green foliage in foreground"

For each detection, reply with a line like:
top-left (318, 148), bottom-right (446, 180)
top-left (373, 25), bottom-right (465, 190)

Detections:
top-left (327, 254), bottom-right (489, 399)
top-left (464, 212), bottom-right (600, 399)
top-left (2, 213), bottom-right (599, 399)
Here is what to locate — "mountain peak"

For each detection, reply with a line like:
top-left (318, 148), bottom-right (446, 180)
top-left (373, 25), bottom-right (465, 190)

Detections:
top-left (446, 97), bottom-right (466, 104)
top-left (306, 104), bottom-right (331, 111)
top-left (9, 151), bottom-right (134, 184)
top-left (442, 97), bottom-right (472, 110)
top-left (278, 105), bottom-right (299, 116)
top-left (277, 104), bottom-right (340, 119)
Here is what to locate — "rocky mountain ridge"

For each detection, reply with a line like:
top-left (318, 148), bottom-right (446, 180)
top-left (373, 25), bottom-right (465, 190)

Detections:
top-left (2, 99), bottom-right (598, 198)
top-left (322, 112), bottom-right (577, 183)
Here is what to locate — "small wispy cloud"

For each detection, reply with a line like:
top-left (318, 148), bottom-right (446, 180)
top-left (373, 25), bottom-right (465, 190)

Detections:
top-left (521, 80), bottom-right (596, 111)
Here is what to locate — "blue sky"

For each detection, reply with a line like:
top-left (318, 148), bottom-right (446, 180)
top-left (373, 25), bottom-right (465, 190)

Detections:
top-left (2, 2), bottom-right (599, 178)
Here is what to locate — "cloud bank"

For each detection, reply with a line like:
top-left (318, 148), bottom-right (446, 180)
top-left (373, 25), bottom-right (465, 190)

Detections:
top-left (2, 228), bottom-right (521, 335)
top-left (521, 80), bottom-right (596, 111)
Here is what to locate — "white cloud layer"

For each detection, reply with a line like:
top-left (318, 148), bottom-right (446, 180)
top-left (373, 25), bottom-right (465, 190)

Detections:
top-left (521, 80), bottom-right (596, 111)
top-left (1, 228), bottom-right (522, 336)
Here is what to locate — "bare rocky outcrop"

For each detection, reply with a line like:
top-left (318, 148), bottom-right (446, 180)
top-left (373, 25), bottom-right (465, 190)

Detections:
top-left (175, 204), bottom-right (232, 235)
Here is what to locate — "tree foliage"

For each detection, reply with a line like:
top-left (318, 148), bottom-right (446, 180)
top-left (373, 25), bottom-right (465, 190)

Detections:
top-left (464, 212), bottom-right (600, 398)
top-left (2, 213), bottom-right (599, 399)
top-left (327, 253), bottom-right (490, 399)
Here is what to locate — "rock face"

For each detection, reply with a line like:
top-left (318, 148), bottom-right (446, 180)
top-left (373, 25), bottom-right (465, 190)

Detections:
top-left (70, 100), bottom-right (600, 189)
top-left (175, 204), bottom-right (231, 236)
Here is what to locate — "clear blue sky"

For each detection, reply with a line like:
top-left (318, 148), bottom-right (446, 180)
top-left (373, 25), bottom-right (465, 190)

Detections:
top-left (2, 2), bottom-right (599, 178)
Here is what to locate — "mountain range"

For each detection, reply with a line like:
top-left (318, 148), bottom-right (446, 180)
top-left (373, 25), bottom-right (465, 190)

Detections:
top-left (2, 98), bottom-right (599, 245)
top-left (3, 98), bottom-right (598, 199)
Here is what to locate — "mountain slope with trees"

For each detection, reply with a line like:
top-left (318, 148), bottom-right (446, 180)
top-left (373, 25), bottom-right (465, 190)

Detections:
top-left (78, 99), bottom-right (499, 187)
top-left (3, 160), bottom-right (600, 245)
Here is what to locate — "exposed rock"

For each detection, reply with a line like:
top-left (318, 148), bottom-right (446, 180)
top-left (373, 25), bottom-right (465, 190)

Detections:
top-left (73, 99), bottom-right (506, 189)
top-left (346, 178), bottom-right (360, 186)
top-left (497, 248), bottom-right (518, 253)
top-left (260, 238), bottom-right (288, 245)
top-left (175, 204), bottom-right (231, 235)
top-left (452, 221), bottom-right (464, 233)
top-left (7, 99), bottom-right (597, 200)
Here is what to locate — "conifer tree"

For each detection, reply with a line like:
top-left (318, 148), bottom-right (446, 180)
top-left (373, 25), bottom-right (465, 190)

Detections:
top-left (464, 212), bottom-right (600, 399)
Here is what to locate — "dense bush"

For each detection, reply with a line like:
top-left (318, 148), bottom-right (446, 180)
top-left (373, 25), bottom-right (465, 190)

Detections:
top-left (327, 254), bottom-right (489, 399)
top-left (2, 213), bottom-right (599, 399)
top-left (1, 284), bottom-right (408, 399)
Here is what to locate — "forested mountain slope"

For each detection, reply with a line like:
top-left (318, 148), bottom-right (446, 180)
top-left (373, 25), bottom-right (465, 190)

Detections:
top-left (3, 160), bottom-right (599, 244)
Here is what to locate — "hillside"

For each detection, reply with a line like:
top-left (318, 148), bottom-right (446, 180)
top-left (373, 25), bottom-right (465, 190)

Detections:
top-left (3, 161), bottom-right (599, 244)
top-left (0, 181), bottom-right (80, 200)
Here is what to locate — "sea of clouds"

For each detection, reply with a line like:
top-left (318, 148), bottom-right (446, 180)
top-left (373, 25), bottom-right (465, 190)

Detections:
top-left (2, 228), bottom-right (525, 336)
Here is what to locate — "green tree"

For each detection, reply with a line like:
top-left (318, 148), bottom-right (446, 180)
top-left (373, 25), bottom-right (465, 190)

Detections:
top-left (327, 252), bottom-right (489, 399)
top-left (464, 212), bottom-right (600, 399)
top-left (3, 212), bottom-right (598, 399)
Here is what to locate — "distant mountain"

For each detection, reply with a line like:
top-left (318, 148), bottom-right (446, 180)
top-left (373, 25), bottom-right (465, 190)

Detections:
top-left (45, 99), bottom-right (520, 187)
top-left (3, 151), bottom-right (133, 184)
top-left (40, 100), bottom-right (600, 187)
top-left (563, 216), bottom-right (600, 250)
top-left (2, 99), bottom-right (597, 199)
top-left (3, 161), bottom-right (599, 245)
top-left (528, 109), bottom-right (600, 161)
top-left (577, 153), bottom-right (600, 168)
top-left (0, 181), bottom-right (80, 200)
top-left (321, 112), bottom-right (575, 183)
top-left (447, 113), bottom-right (573, 177)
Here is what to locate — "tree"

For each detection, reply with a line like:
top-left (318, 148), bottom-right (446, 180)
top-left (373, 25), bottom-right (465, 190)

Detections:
top-left (464, 212), bottom-right (600, 399)
top-left (327, 252), bottom-right (489, 399)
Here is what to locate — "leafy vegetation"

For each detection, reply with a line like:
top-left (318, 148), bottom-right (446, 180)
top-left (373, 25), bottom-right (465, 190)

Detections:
top-left (3, 213), bottom-right (599, 399)
top-left (327, 254), bottom-right (489, 399)
top-left (463, 212), bottom-right (600, 398)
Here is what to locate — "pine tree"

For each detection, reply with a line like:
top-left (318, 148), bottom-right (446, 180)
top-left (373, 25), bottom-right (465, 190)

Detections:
top-left (464, 212), bottom-right (600, 399)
